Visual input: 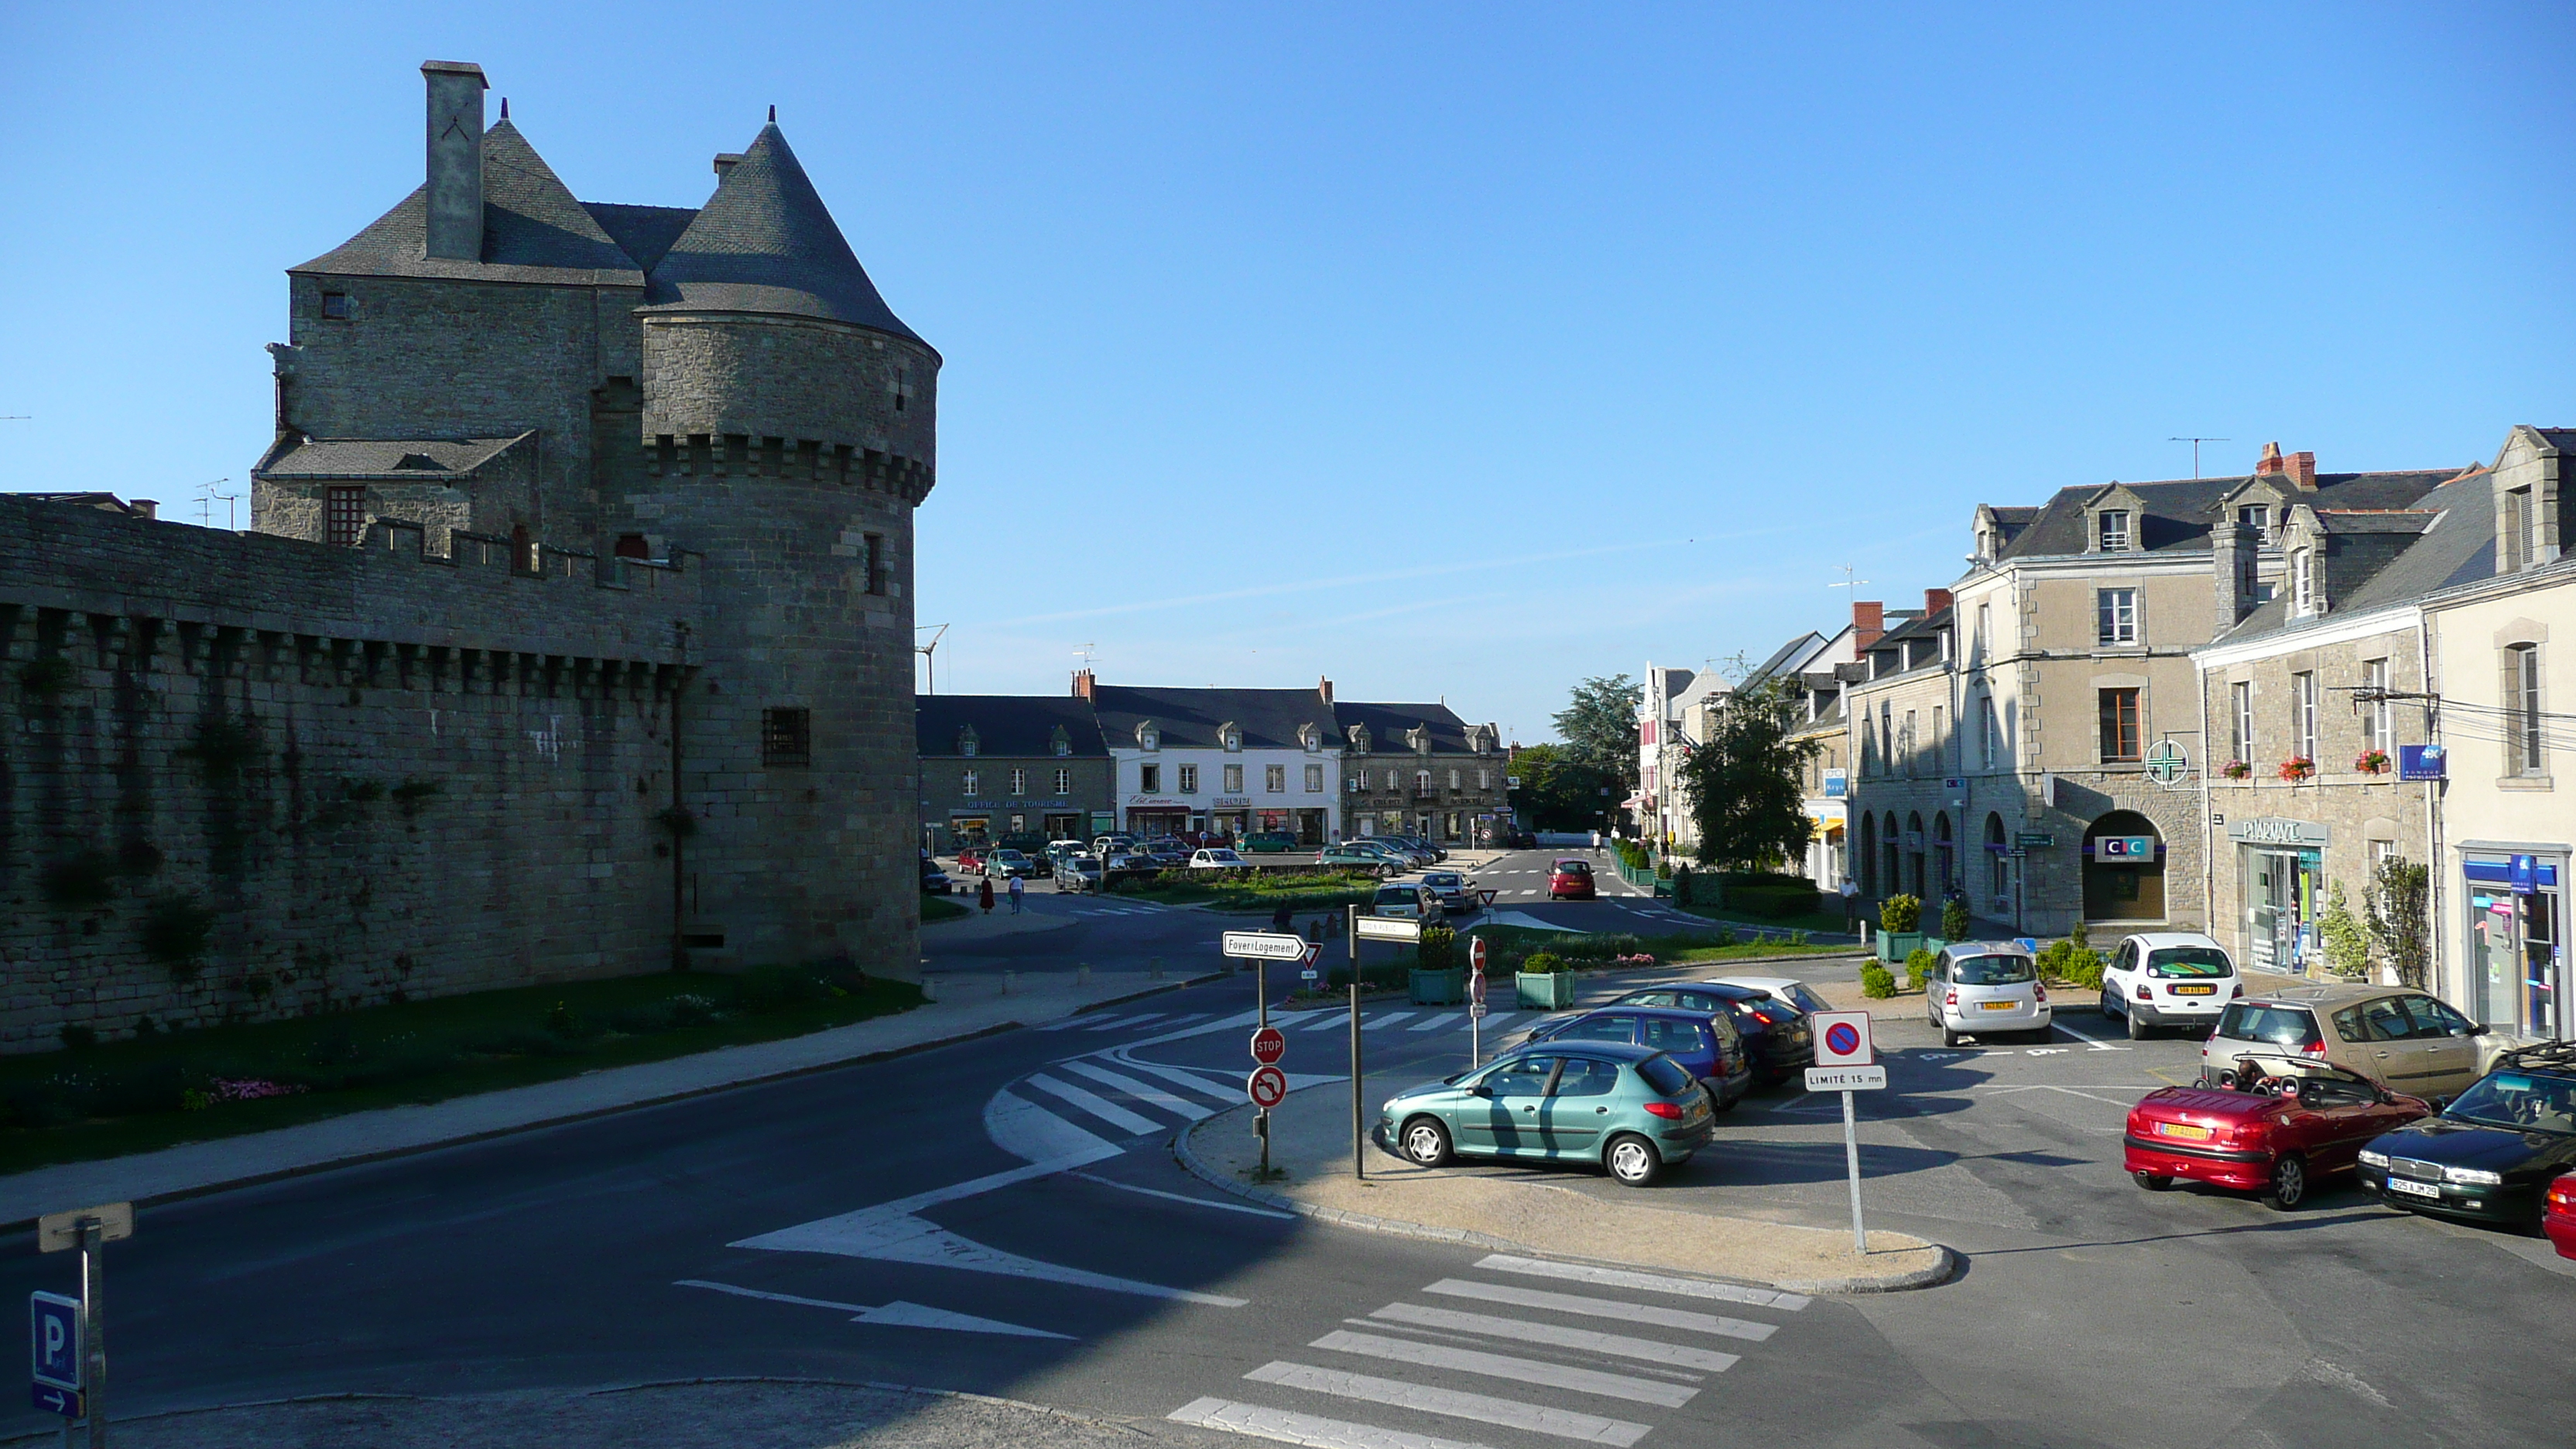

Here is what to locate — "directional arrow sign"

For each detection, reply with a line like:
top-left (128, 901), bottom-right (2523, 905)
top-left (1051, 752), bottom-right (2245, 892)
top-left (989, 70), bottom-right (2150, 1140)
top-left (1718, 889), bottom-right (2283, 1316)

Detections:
top-left (1247, 1065), bottom-right (1288, 1109)
top-left (1221, 931), bottom-right (1308, 961)
top-left (1249, 1026), bottom-right (1286, 1065)
top-left (31, 1385), bottom-right (80, 1420)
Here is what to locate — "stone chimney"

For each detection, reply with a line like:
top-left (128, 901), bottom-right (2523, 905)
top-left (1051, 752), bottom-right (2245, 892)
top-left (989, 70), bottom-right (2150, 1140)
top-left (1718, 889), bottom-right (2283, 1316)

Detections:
top-left (713, 152), bottom-right (745, 178)
top-left (2255, 441), bottom-right (2283, 475)
top-left (1923, 587), bottom-right (1954, 616)
top-left (129, 499), bottom-right (157, 520)
top-left (2286, 450), bottom-right (2316, 489)
top-left (2211, 519), bottom-right (2254, 635)
top-left (1852, 600), bottom-right (1884, 652)
top-left (1070, 668), bottom-right (1095, 701)
top-left (422, 61), bottom-right (488, 262)
top-left (1317, 676), bottom-right (1334, 707)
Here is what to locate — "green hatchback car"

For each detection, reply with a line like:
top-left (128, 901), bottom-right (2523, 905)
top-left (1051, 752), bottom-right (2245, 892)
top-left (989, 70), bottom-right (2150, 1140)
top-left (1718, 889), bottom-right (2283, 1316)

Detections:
top-left (1375, 1042), bottom-right (1714, 1186)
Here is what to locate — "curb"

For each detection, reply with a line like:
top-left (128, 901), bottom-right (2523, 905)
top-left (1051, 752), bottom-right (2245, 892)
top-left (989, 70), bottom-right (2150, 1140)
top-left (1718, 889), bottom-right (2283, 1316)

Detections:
top-left (0, 971), bottom-right (1227, 1232)
top-left (1169, 1113), bottom-right (1957, 1297)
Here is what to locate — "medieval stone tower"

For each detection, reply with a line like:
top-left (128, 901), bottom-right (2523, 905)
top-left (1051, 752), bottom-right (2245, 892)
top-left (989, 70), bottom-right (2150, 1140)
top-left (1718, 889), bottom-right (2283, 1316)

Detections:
top-left (251, 62), bottom-right (937, 979)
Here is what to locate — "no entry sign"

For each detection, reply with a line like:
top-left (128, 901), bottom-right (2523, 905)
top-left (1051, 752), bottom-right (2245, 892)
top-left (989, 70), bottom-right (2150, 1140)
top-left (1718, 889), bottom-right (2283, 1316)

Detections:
top-left (1810, 1010), bottom-right (1874, 1067)
top-left (1249, 1026), bottom-right (1286, 1065)
top-left (1246, 1065), bottom-right (1287, 1109)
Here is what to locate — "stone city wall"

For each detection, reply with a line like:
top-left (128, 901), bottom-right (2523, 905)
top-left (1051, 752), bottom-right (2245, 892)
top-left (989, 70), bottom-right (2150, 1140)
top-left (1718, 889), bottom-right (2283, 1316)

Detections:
top-left (0, 495), bottom-right (701, 1053)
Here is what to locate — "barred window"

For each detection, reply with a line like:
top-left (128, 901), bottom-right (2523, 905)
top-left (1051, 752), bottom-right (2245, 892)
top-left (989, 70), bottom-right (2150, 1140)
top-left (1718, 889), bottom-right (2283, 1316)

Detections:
top-left (326, 487), bottom-right (365, 546)
top-left (762, 707), bottom-right (812, 767)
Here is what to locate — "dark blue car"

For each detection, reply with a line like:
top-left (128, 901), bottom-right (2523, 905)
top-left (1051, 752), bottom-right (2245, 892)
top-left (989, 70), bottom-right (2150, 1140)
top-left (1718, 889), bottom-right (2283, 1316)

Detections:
top-left (1520, 1005), bottom-right (1752, 1110)
top-left (1612, 983), bottom-right (1814, 1085)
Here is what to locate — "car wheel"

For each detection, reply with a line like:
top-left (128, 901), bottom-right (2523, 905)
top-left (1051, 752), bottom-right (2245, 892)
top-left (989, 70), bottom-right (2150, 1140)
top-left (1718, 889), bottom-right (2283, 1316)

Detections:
top-left (1400, 1116), bottom-right (1453, 1168)
top-left (2263, 1153), bottom-right (2309, 1211)
top-left (1605, 1133), bottom-right (1663, 1187)
top-left (2132, 1170), bottom-right (2175, 1191)
top-left (2126, 1009), bottom-right (2149, 1041)
top-left (1941, 1027), bottom-right (1961, 1048)
top-left (2100, 989), bottom-right (2120, 1019)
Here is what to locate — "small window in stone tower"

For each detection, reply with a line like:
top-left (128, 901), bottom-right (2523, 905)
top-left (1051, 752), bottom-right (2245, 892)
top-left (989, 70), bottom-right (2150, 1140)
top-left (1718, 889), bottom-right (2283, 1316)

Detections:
top-left (326, 487), bottom-right (365, 546)
top-left (892, 368), bottom-right (909, 413)
top-left (762, 707), bottom-right (812, 767)
top-left (320, 291), bottom-right (351, 320)
top-left (864, 534), bottom-right (887, 595)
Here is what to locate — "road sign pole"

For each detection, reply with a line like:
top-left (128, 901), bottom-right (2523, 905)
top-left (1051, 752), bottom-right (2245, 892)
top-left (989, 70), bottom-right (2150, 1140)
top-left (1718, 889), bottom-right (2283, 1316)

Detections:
top-left (1841, 1089), bottom-right (1865, 1256)
top-left (77, 1222), bottom-right (101, 1449)
top-left (1255, 958), bottom-right (1269, 1177)
top-left (1350, 978), bottom-right (1363, 1181)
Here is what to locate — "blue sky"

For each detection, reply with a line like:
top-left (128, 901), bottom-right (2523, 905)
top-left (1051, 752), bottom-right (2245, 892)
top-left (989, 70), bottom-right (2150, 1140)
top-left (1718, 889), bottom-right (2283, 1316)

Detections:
top-left (5, 3), bottom-right (2571, 742)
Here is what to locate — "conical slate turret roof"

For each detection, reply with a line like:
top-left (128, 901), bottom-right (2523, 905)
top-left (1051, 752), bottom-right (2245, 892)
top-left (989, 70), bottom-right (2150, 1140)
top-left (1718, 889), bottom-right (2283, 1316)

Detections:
top-left (641, 125), bottom-right (923, 344)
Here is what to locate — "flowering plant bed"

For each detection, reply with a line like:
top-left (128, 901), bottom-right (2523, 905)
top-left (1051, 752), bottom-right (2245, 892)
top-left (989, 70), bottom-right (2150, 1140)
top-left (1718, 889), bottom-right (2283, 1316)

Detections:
top-left (2354, 749), bottom-right (2393, 776)
top-left (2220, 759), bottom-right (2253, 780)
top-left (2277, 756), bottom-right (2317, 783)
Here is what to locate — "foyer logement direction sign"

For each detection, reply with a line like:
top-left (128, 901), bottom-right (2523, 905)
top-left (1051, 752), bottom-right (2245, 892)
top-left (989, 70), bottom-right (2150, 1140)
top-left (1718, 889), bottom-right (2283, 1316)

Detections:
top-left (1221, 931), bottom-right (1309, 961)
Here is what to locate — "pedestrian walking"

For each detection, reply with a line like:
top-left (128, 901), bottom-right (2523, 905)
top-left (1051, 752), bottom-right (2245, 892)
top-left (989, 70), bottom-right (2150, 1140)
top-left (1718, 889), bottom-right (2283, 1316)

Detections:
top-left (1008, 873), bottom-right (1026, 914)
top-left (1589, 829), bottom-right (1601, 855)
top-left (978, 877), bottom-right (995, 915)
top-left (1271, 903), bottom-right (1294, 934)
top-left (1840, 877), bottom-right (1861, 934)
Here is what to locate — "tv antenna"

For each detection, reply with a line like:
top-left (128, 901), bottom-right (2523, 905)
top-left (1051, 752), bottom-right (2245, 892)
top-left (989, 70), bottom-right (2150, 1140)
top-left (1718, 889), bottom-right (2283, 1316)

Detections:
top-left (915, 623), bottom-right (949, 695)
top-left (1828, 564), bottom-right (1869, 595)
top-left (2169, 437), bottom-right (2231, 479)
top-left (1074, 642), bottom-right (1098, 668)
top-left (197, 478), bottom-right (238, 530)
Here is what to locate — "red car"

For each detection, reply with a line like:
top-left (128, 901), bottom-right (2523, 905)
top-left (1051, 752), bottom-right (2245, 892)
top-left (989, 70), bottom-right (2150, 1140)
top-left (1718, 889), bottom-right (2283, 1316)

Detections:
top-left (2125, 1055), bottom-right (2430, 1211)
top-left (954, 845), bottom-right (991, 875)
top-left (1549, 858), bottom-right (1597, 899)
top-left (2547, 1173), bottom-right (2576, 1260)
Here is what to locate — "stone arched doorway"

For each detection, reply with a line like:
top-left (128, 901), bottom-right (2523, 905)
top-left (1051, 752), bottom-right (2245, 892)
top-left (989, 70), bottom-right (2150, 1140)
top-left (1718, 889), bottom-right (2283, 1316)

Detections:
top-left (1934, 812), bottom-right (1954, 896)
top-left (1858, 814), bottom-right (1878, 896)
top-left (1906, 812), bottom-right (1926, 898)
top-left (2084, 809), bottom-right (2166, 923)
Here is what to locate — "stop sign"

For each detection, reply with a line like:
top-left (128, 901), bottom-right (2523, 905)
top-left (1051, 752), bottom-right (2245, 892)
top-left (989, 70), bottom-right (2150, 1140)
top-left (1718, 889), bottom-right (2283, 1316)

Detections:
top-left (1249, 1026), bottom-right (1286, 1064)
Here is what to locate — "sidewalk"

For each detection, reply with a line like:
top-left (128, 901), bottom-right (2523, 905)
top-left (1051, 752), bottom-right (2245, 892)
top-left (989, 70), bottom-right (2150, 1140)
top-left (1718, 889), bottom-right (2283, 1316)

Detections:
top-left (0, 968), bottom-right (1209, 1229)
top-left (1177, 1081), bottom-right (1953, 1296)
top-left (921, 901), bottom-right (1083, 940)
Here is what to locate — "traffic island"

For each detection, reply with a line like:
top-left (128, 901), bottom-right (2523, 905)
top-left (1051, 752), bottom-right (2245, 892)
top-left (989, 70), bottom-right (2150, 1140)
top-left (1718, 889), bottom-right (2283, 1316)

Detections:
top-left (1177, 1083), bottom-right (1954, 1296)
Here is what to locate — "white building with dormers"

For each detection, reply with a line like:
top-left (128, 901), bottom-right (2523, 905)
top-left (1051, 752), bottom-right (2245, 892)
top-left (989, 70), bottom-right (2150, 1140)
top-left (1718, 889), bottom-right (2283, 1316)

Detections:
top-left (1078, 674), bottom-right (1348, 844)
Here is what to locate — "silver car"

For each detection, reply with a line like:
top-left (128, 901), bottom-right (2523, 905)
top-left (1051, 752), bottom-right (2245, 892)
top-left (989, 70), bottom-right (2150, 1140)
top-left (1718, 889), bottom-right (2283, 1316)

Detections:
top-left (1927, 942), bottom-right (2053, 1046)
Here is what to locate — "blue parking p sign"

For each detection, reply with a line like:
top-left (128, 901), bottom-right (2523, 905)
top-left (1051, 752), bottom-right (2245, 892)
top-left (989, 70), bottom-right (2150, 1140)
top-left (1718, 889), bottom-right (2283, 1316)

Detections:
top-left (29, 1292), bottom-right (79, 1392)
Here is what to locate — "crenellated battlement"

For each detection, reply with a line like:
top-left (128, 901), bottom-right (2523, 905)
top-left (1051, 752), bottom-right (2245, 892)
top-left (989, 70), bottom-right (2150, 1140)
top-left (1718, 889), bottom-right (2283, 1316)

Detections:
top-left (642, 433), bottom-right (933, 505)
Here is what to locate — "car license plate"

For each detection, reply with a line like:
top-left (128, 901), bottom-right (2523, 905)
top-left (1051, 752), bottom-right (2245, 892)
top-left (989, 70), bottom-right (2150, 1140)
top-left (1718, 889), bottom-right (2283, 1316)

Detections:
top-left (2386, 1177), bottom-right (2441, 1199)
top-left (2153, 1121), bottom-right (2212, 1142)
top-left (2171, 984), bottom-right (2216, 996)
top-left (1979, 1000), bottom-right (2018, 1011)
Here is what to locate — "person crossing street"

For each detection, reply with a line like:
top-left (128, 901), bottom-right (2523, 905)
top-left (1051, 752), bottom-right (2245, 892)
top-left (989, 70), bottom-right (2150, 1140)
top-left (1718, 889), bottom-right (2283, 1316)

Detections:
top-left (1008, 873), bottom-right (1026, 913)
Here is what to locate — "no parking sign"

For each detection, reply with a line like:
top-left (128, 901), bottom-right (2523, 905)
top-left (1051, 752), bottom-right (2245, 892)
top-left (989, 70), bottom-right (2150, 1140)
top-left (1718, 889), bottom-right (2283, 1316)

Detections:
top-left (1810, 1010), bottom-right (1874, 1067)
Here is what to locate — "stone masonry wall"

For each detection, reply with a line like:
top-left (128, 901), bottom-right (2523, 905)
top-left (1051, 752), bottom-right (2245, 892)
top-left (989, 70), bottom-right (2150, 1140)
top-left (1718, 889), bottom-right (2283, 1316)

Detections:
top-left (0, 495), bottom-right (701, 1053)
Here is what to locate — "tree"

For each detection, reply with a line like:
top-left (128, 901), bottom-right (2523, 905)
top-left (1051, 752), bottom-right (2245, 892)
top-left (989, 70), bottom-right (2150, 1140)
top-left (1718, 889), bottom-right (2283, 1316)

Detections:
top-left (1504, 743), bottom-right (1617, 831)
top-left (1674, 678), bottom-right (1817, 872)
top-left (2366, 855), bottom-right (2430, 989)
top-left (2318, 881), bottom-right (2370, 980)
top-left (1552, 675), bottom-right (1642, 794)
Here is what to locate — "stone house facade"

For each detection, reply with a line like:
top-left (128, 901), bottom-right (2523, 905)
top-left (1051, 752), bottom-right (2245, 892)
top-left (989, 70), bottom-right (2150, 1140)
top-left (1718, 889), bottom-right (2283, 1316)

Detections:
top-left (913, 696), bottom-right (1113, 852)
top-left (1843, 598), bottom-right (1977, 913)
top-left (1335, 701), bottom-right (1509, 844)
top-left (0, 63), bottom-right (939, 1050)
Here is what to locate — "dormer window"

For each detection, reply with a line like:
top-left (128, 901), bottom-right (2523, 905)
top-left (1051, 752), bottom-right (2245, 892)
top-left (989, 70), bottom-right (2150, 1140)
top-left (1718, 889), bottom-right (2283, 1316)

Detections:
top-left (1049, 724), bottom-right (1071, 758)
top-left (1299, 722), bottom-right (1321, 752)
top-left (1348, 724), bottom-right (1371, 755)
top-left (1219, 723), bottom-right (1242, 752)
top-left (956, 724), bottom-right (979, 758)
top-left (2097, 509), bottom-right (2131, 553)
top-left (2291, 549), bottom-right (2315, 615)
top-left (1412, 728), bottom-right (1433, 755)
top-left (1136, 721), bottom-right (1160, 751)
top-left (2237, 504), bottom-right (2270, 543)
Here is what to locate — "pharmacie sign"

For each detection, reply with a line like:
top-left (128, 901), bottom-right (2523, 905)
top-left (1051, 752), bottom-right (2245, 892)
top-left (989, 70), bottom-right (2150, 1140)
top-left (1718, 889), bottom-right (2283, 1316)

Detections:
top-left (2226, 817), bottom-right (2331, 848)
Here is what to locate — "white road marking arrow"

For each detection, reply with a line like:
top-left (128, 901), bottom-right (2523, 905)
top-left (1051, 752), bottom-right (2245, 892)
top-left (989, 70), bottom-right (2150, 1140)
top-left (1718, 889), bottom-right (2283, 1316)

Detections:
top-left (676, 1278), bottom-right (1071, 1338)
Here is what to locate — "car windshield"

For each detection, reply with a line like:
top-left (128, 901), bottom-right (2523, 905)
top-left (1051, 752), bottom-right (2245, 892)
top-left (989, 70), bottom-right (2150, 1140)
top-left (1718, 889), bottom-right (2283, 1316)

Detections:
top-left (2442, 1070), bottom-right (2576, 1135)
top-left (1424, 873), bottom-right (1462, 888)
top-left (995, 851), bottom-right (1026, 862)
top-left (1204, 850), bottom-right (1241, 861)
top-left (1786, 985), bottom-right (1831, 1013)
top-left (2146, 947), bottom-right (2233, 978)
top-left (1951, 954), bottom-right (2035, 985)
top-left (1555, 861), bottom-right (1591, 875)
top-left (1636, 1056), bottom-right (1694, 1096)
top-left (2217, 1003), bottom-right (2320, 1046)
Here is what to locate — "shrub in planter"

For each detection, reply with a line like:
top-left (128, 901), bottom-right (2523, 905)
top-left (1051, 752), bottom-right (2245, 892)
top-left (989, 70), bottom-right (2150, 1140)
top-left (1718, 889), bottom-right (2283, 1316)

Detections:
top-left (1940, 896), bottom-right (1970, 941)
top-left (1417, 923), bottom-right (1457, 970)
top-left (1861, 964), bottom-right (1896, 999)
top-left (1520, 951), bottom-right (1565, 974)
top-left (1905, 947), bottom-right (1935, 992)
top-left (1879, 894), bottom-right (1921, 934)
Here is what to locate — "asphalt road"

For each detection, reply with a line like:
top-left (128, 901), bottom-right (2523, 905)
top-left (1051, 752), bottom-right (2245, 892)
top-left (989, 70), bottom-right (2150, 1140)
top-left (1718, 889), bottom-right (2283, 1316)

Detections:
top-left (6, 885), bottom-right (2569, 1448)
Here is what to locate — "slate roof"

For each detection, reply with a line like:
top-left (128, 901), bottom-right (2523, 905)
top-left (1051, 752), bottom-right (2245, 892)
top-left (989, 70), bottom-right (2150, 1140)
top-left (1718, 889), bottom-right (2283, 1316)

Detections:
top-left (2211, 471), bottom-right (2499, 646)
top-left (639, 125), bottom-right (925, 343)
top-left (251, 433), bottom-right (533, 481)
top-left (1333, 701), bottom-right (1489, 755)
top-left (1744, 632), bottom-right (1828, 687)
top-left (295, 121), bottom-right (645, 286)
top-left (1090, 685), bottom-right (1341, 752)
top-left (914, 696), bottom-right (1108, 759)
top-left (581, 203), bottom-right (698, 272)
top-left (1992, 470), bottom-right (2465, 561)
top-left (2535, 428), bottom-right (2576, 452)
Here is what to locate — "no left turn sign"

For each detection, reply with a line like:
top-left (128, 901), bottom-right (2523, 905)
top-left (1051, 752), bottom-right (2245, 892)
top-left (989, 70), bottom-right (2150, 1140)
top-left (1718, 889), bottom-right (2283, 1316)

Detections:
top-left (1246, 1065), bottom-right (1287, 1110)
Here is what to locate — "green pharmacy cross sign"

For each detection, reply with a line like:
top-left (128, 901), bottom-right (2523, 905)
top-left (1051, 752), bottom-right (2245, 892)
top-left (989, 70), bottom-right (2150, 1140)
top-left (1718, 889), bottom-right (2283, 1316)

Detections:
top-left (2143, 739), bottom-right (2191, 786)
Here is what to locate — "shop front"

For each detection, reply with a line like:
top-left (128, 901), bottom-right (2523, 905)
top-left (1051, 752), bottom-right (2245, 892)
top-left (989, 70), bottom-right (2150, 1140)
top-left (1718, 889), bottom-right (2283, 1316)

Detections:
top-left (1125, 796), bottom-right (1191, 838)
top-left (2462, 850), bottom-right (2566, 1041)
top-left (2084, 810), bottom-right (2167, 925)
top-left (1209, 796), bottom-right (1252, 840)
top-left (2227, 816), bottom-right (2328, 973)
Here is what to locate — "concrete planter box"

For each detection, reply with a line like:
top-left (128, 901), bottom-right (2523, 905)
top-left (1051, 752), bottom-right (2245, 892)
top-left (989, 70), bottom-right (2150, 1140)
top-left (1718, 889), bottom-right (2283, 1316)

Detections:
top-left (1410, 967), bottom-right (1464, 1006)
top-left (1516, 972), bottom-right (1577, 1010)
top-left (1877, 930), bottom-right (1925, 964)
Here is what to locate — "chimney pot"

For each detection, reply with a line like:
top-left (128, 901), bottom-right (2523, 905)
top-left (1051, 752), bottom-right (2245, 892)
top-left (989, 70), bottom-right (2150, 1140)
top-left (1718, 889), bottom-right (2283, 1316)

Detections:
top-left (421, 61), bottom-right (488, 262)
top-left (1852, 600), bottom-right (1885, 651)
top-left (2287, 450), bottom-right (2317, 490)
top-left (1070, 668), bottom-right (1095, 701)
top-left (1317, 676), bottom-right (1334, 707)
top-left (2255, 440), bottom-right (2283, 476)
